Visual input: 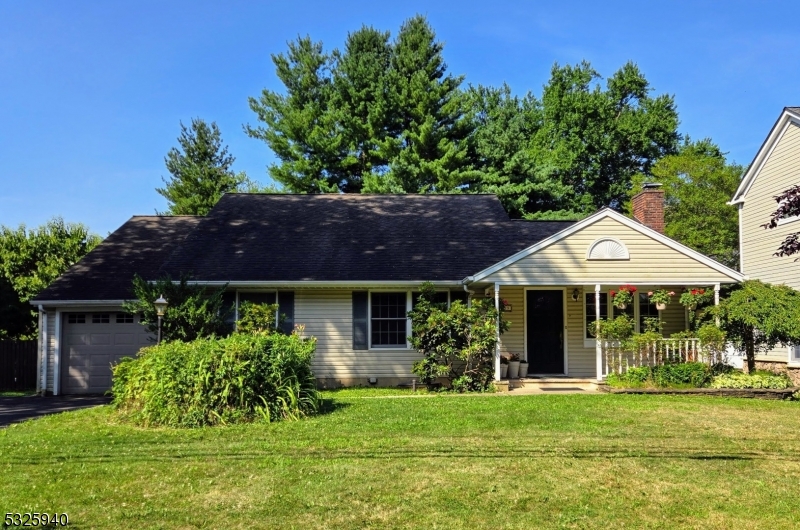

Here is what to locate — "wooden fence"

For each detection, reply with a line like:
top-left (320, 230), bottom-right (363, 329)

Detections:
top-left (0, 340), bottom-right (38, 391)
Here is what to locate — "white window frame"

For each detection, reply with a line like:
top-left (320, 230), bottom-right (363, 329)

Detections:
top-left (789, 345), bottom-right (800, 367)
top-left (583, 289), bottom-right (653, 348)
top-left (367, 289), bottom-right (454, 350)
top-left (776, 198), bottom-right (800, 226)
top-left (368, 290), bottom-right (412, 350)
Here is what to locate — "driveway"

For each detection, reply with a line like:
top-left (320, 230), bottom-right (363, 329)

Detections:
top-left (0, 395), bottom-right (112, 427)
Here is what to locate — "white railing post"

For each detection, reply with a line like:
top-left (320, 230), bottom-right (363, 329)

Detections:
top-left (494, 283), bottom-right (501, 381)
top-left (595, 284), bottom-right (602, 381)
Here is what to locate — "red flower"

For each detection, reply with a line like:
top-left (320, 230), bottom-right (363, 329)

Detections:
top-left (609, 290), bottom-right (616, 297)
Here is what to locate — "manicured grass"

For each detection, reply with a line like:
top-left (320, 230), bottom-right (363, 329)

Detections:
top-left (2, 393), bottom-right (800, 529)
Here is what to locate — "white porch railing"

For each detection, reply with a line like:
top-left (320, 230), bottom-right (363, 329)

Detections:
top-left (601, 338), bottom-right (727, 376)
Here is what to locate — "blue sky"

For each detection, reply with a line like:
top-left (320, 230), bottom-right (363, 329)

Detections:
top-left (2, 0), bottom-right (799, 235)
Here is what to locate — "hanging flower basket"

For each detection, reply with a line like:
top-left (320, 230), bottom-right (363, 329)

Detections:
top-left (680, 288), bottom-right (711, 310)
top-left (610, 285), bottom-right (636, 309)
top-left (648, 289), bottom-right (675, 311)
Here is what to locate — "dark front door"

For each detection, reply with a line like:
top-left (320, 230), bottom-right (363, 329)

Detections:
top-left (526, 290), bottom-right (565, 374)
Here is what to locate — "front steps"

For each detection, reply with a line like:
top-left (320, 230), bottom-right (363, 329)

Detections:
top-left (499, 376), bottom-right (599, 393)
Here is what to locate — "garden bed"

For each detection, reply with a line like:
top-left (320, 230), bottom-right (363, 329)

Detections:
top-left (598, 384), bottom-right (798, 400)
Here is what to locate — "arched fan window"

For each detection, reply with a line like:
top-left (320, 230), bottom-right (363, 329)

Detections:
top-left (586, 238), bottom-right (630, 260)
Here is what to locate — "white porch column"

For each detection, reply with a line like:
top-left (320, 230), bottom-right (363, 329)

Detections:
top-left (714, 283), bottom-right (721, 327)
top-left (494, 282), bottom-right (501, 381)
top-left (595, 284), bottom-right (603, 382)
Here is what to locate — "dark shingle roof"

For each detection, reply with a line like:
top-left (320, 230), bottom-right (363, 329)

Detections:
top-left (34, 195), bottom-right (577, 301)
top-left (33, 216), bottom-right (201, 302)
top-left (157, 194), bottom-right (574, 282)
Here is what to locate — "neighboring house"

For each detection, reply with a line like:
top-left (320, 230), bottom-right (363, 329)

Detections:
top-left (32, 192), bottom-right (742, 395)
top-left (730, 106), bottom-right (800, 371)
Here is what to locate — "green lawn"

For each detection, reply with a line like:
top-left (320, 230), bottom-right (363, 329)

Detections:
top-left (2, 393), bottom-right (799, 529)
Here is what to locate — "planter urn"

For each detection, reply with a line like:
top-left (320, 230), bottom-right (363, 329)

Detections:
top-left (616, 303), bottom-right (627, 310)
top-left (655, 302), bottom-right (667, 311)
top-left (508, 361), bottom-right (520, 379)
top-left (500, 363), bottom-right (509, 379)
top-left (518, 362), bottom-right (529, 378)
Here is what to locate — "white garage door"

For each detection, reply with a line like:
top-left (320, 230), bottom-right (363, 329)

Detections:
top-left (61, 312), bottom-right (153, 394)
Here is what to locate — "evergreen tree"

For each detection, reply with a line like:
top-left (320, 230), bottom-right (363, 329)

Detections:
top-left (247, 37), bottom-right (342, 193)
top-left (157, 119), bottom-right (244, 215)
top-left (372, 15), bottom-right (475, 193)
top-left (248, 15), bottom-right (474, 194)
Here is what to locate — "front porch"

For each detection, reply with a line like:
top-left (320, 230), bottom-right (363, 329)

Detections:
top-left (487, 283), bottom-right (722, 382)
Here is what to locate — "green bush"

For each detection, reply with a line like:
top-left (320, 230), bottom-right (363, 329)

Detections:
top-left (606, 362), bottom-right (711, 388)
top-left (709, 372), bottom-right (792, 390)
top-left (112, 333), bottom-right (320, 427)
top-left (653, 362), bottom-right (710, 388)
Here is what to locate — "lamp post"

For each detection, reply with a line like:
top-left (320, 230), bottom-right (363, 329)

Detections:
top-left (154, 295), bottom-right (168, 344)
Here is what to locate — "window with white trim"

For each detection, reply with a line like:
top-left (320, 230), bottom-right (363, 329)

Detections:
top-left (585, 292), bottom-right (607, 339)
top-left (370, 292), bottom-right (408, 347)
top-left (790, 345), bottom-right (800, 364)
top-left (638, 293), bottom-right (659, 331)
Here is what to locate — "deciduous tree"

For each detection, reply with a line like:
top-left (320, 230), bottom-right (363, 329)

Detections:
top-left (631, 139), bottom-right (742, 269)
top-left (0, 217), bottom-right (101, 339)
top-left (714, 280), bottom-right (800, 372)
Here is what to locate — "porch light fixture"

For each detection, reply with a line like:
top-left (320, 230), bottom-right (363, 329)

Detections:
top-left (571, 289), bottom-right (580, 302)
top-left (154, 294), bottom-right (168, 344)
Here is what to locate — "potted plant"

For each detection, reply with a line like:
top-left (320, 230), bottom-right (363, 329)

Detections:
top-left (610, 284), bottom-right (636, 309)
top-left (648, 289), bottom-right (675, 311)
top-left (518, 357), bottom-right (529, 378)
top-left (500, 354), bottom-right (509, 379)
top-left (680, 287), bottom-right (711, 310)
top-left (507, 353), bottom-right (520, 379)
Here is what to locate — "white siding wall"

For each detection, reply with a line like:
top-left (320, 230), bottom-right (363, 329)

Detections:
top-left (46, 310), bottom-right (56, 392)
top-left (295, 290), bottom-right (421, 383)
top-left (741, 121), bottom-right (800, 362)
top-left (482, 217), bottom-right (737, 285)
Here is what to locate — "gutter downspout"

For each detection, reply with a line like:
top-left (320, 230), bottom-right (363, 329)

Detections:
top-left (462, 283), bottom-right (474, 307)
top-left (39, 305), bottom-right (48, 396)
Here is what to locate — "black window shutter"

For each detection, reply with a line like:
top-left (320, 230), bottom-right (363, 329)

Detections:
top-left (278, 291), bottom-right (295, 334)
top-left (352, 291), bottom-right (369, 350)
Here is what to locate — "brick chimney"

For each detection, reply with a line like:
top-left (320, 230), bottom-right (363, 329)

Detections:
top-left (631, 182), bottom-right (665, 234)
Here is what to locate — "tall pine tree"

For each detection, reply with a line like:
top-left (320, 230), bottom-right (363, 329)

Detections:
top-left (157, 119), bottom-right (244, 215)
top-left (248, 15), bottom-right (474, 194)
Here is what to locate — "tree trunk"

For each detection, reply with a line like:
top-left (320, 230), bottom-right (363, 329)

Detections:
top-left (745, 327), bottom-right (756, 373)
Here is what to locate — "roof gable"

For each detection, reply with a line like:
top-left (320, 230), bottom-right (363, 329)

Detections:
top-left (731, 107), bottom-right (800, 204)
top-left (469, 208), bottom-right (743, 284)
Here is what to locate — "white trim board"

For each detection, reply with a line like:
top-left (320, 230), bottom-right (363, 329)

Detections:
top-left (730, 107), bottom-right (800, 204)
top-left (466, 208), bottom-right (744, 283)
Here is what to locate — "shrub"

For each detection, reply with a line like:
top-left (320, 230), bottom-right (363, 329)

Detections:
top-left (112, 332), bottom-right (320, 427)
top-left (409, 282), bottom-right (507, 392)
top-left (653, 362), bottom-right (710, 388)
top-left (606, 366), bottom-right (651, 388)
top-left (236, 301), bottom-right (280, 334)
top-left (123, 273), bottom-right (232, 342)
top-left (605, 362), bottom-right (711, 388)
top-left (709, 372), bottom-right (793, 389)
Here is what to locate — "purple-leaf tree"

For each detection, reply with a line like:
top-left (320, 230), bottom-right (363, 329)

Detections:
top-left (763, 184), bottom-right (800, 258)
